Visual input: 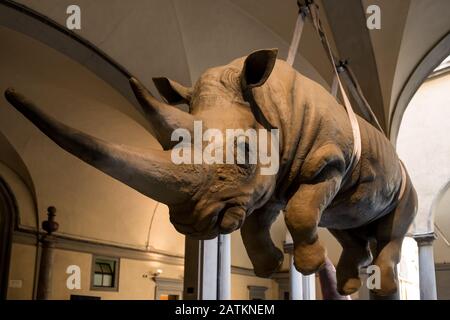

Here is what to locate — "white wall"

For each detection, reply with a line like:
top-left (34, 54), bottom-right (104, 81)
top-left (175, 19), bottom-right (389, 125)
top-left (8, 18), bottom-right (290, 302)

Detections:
top-left (397, 71), bottom-right (450, 263)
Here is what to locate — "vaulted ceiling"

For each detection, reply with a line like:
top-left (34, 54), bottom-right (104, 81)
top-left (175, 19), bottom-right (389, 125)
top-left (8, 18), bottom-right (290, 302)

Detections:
top-left (2, 0), bottom-right (448, 137)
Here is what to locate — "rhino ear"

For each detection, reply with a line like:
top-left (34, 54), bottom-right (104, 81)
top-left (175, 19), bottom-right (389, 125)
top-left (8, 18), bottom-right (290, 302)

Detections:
top-left (241, 49), bottom-right (278, 130)
top-left (152, 77), bottom-right (192, 105)
top-left (241, 49), bottom-right (278, 89)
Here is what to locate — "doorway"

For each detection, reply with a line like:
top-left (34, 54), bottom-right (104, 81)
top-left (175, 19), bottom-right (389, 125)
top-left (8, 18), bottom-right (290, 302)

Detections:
top-left (0, 177), bottom-right (16, 299)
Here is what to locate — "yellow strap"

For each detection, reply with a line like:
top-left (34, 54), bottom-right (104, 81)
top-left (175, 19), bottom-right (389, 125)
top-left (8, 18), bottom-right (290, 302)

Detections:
top-left (308, 4), bottom-right (407, 196)
top-left (308, 4), bottom-right (362, 173)
top-left (286, 12), bottom-right (306, 66)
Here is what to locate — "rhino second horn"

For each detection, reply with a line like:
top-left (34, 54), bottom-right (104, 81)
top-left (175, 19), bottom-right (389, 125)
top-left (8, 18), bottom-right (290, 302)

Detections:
top-left (4, 88), bottom-right (207, 205)
top-left (129, 77), bottom-right (199, 150)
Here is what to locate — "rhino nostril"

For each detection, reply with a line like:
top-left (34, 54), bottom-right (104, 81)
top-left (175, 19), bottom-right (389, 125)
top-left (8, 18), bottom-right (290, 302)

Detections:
top-left (220, 215), bottom-right (239, 233)
top-left (219, 207), bottom-right (245, 233)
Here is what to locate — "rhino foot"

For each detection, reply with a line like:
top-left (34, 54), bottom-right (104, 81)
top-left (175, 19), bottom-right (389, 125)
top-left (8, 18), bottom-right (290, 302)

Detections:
top-left (293, 240), bottom-right (327, 275)
top-left (370, 263), bottom-right (398, 297)
top-left (338, 278), bottom-right (361, 296)
top-left (253, 248), bottom-right (284, 278)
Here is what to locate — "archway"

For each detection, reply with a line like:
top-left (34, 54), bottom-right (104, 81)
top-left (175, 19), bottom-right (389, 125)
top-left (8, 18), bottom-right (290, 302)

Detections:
top-left (390, 33), bottom-right (450, 145)
top-left (0, 177), bottom-right (17, 299)
top-left (396, 54), bottom-right (450, 299)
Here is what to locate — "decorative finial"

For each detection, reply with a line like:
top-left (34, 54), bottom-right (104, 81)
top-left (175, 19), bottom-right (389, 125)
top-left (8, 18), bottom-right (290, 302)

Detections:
top-left (42, 206), bottom-right (59, 235)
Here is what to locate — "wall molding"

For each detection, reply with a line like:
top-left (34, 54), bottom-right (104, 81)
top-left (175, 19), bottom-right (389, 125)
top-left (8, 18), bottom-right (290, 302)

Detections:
top-left (230, 266), bottom-right (255, 277)
top-left (436, 263), bottom-right (450, 271)
top-left (13, 229), bottom-right (185, 266)
top-left (13, 229), bottom-right (289, 278)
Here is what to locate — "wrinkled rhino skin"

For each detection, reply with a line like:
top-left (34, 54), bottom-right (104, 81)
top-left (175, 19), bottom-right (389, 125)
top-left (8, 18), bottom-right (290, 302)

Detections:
top-left (4, 49), bottom-right (417, 297)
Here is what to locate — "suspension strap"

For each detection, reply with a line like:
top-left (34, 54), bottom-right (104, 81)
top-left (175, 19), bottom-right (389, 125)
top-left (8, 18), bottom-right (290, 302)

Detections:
top-left (305, 1), bottom-right (406, 198)
top-left (286, 6), bottom-right (308, 66)
top-left (331, 74), bottom-right (339, 98)
top-left (343, 65), bottom-right (384, 133)
top-left (306, 2), bottom-right (362, 174)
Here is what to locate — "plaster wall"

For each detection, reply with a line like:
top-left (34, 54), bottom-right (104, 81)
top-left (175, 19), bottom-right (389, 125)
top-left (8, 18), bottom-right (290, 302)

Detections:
top-left (7, 243), bottom-right (280, 300)
top-left (397, 72), bottom-right (450, 262)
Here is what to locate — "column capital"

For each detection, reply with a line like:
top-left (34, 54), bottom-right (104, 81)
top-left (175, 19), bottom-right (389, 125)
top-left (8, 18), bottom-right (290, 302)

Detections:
top-left (413, 232), bottom-right (437, 247)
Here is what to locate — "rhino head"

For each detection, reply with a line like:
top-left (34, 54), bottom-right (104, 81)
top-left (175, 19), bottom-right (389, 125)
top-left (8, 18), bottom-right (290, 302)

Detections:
top-left (5, 49), bottom-right (281, 240)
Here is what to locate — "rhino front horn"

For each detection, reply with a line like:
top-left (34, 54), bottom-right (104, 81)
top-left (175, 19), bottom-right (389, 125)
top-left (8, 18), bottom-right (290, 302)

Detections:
top-left (4, 88), bottom-right (207, 205)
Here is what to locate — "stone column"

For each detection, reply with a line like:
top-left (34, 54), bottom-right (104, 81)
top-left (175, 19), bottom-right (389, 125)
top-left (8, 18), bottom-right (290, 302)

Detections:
top-left (217, 234), bottom-right (231, 300)
top-left (414, 233), bottom-right (437, 300)
top-left (36, 206), bottom-right (59, 300)
top-left (302, 273), bottom-right (316, 300)
top-left (183, 237), bottom-right (218, 300)
top-left (288, 253), bottom-right (303, 300)
top-left (284, 234), bottom-right (302, 300)
top-left (184, 234), bottom-right (231, 300)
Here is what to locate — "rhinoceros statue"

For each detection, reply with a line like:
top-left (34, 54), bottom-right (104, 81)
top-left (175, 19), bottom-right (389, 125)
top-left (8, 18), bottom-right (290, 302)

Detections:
top-left (4, 49), bottom-right (417, 297)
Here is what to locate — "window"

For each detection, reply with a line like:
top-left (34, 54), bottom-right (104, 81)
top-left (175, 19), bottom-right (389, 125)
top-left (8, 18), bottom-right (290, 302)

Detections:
top-left (248, 285), bottom-right (267, 300)
top-left (274, 275), bottom-right (290, 300)
top-left (154, 277), bottom-right (183, 300)
top-left (159, 294), bottom-right (179, 300)
top-left (91, 256), bottom-right (119, 291)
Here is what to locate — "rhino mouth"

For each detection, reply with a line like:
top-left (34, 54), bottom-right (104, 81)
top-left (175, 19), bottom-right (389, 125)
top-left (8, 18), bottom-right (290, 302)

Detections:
top-left (171, 205), bottom-right (246, 239)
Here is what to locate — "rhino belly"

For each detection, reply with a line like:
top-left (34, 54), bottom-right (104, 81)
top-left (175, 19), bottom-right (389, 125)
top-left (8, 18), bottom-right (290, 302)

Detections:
top-left (318, 187), bottom-right (396, 230)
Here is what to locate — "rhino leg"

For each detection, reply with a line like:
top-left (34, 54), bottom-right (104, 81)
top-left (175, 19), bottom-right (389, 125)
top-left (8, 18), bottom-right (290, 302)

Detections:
top-left (240, 206), bottom-right (284, 278)
top-left (371, 174), bottom-right (417, 297)
top-left (285, 169), bottom-right (342, 275)
top-left (329, 228), bottom-right (372, 295)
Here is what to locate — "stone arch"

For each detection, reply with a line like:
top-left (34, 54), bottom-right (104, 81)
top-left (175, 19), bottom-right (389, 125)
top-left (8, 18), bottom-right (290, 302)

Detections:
top-left (0, 0), bottom-right (153, 133)
top-left (0, 176), bottom-right (17, 299)
top-left (432, 180), bottom-right (450, 245)
top-left (390, 33), bottom-right (450, 145)
top-left (0, 0), bottom-right (131, 95)
top-left (0, 163), bottom-right (39, 300)
top-left (0, 131), bottom-right (39, 231)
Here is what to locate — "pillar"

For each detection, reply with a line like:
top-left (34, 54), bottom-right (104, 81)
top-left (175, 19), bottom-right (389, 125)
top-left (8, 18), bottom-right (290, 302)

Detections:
top-left (183, 237), bottom-right (218, 300)
top-left (36, 206), bottom-right (59, 300)
top-left (414, 233), bottom-right (437, 300)
top-left (183, 234), bottom-right (231, 300)
top-left (288, 253), bottom-right (303, 300)
top-left (284, 236), bottom-right (317, 300)
top-left (217, 234), bottom-right (231, 300)
top-left (285, 233), bottom-right (302, 300)
top-left (302, 273), bottom-right (316, 300)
